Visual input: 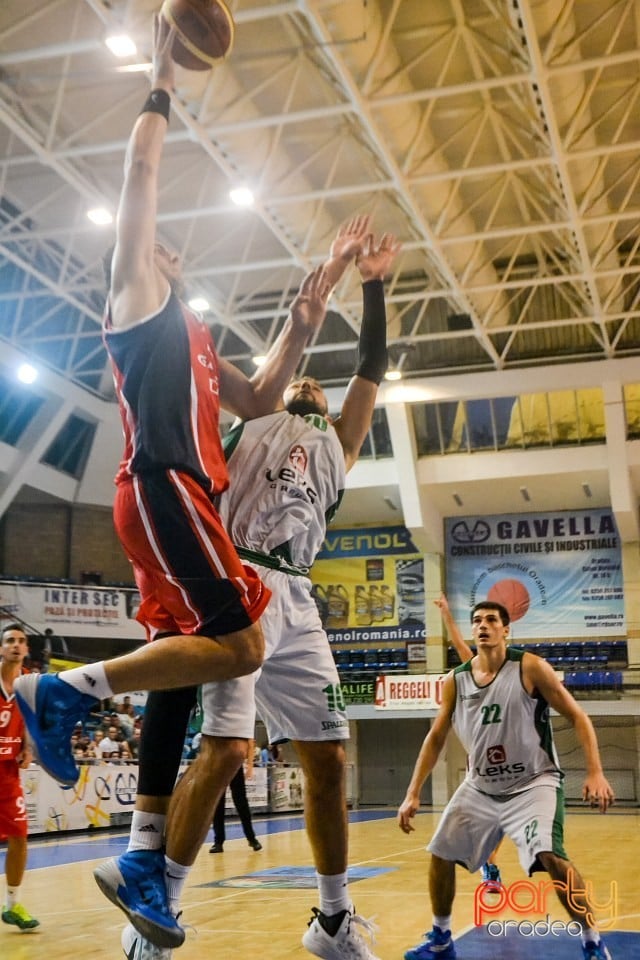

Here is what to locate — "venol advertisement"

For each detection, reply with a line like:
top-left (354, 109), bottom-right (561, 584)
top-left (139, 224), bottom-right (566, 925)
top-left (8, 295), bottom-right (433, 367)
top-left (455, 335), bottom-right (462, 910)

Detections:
top-left (310, 525), bottom-right (426, 645)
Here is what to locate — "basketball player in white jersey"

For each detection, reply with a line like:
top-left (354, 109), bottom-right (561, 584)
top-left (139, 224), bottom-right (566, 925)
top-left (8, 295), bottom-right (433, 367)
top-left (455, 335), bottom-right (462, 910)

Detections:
top-left (116, 228), bottom-right (400, 960)
top-left (398, 600), bottom-right (615, 960)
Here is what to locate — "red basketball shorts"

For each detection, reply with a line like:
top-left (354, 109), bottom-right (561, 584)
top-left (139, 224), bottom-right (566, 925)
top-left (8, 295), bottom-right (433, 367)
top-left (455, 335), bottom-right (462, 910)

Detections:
top-left (113, 470), bottom-right (270, 639)
top-left (0, 772), bottom-right (28, 840)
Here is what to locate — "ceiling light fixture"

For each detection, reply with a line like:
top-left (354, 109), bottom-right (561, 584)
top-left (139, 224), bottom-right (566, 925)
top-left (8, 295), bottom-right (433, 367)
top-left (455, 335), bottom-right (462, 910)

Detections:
top-left (87, 207), bottom-right (113, 226)
top-left (105, 35), bottom-right (137, 58)
top-left (116, 62), bottom-right (152, 73)
top-left (384, 368), bottom-right (402, 381)
top-left (17, 363), bottom-right (38, 385)
top-left (520, 486), bottom-right (531, 502)
top-left (252, 355), bottom-right (267, 367)
top-left (229, 186), bottom-right (255, 208)
top-left (188, 296), bottom-right (210, 313)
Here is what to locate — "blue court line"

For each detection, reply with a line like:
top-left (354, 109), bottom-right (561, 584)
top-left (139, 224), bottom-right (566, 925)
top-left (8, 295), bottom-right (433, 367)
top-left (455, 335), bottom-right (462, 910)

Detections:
top-left (6, 807), bottom-right (398, 871)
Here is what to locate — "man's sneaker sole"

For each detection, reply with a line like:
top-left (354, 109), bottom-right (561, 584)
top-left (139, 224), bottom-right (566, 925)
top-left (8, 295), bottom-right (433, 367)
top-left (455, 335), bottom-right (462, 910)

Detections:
top-left (94, 860), bottom-right (185, 949)
top-left (122, 923), bottom-right (173, 959)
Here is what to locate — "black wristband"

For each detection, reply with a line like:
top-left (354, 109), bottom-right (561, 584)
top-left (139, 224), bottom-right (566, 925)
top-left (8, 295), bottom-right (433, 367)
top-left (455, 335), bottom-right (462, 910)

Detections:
top-left (140, 88), bottom-right (171, 122)
top-left (355, 279), bottom-right (387, 384)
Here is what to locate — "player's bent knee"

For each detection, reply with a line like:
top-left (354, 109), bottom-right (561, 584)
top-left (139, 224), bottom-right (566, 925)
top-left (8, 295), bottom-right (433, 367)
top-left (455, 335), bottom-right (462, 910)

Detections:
top-left (198, 735), bottom-right (248, 779)
top-left (218, 623), bottom-right (264, 676)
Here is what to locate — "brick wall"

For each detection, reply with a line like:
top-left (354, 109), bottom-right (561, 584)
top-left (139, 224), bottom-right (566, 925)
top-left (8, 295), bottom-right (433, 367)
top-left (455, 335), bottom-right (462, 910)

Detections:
top-left (0, 502), bottom-right (133, 585)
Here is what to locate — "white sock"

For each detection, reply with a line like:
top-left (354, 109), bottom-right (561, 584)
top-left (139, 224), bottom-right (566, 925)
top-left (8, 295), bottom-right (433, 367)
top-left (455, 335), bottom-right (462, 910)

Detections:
top-left (127, 811), bottom-right (166, 852)
top-left (59, 663), bottom-right (113, 700)
top-left (164, 857), bottom-right (189, 917)
top-left (316, 872), bottom-right (350, 916)
top-left (434, 915), bottom-right (452, 932)
top-left (6, 885), bottom-right (20, 908)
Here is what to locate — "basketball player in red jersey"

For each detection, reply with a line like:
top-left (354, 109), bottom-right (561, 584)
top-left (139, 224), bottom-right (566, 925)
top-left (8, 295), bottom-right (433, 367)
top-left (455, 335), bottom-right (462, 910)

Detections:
top-left (0, 624), bottom-right (39, 931)
top-left (14, 11), bottom-right (354, 950)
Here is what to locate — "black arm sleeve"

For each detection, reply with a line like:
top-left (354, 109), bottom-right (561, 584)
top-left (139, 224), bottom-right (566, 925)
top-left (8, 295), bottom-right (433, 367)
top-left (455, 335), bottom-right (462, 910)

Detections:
top-left (355, 279), bottom-right (387, 384)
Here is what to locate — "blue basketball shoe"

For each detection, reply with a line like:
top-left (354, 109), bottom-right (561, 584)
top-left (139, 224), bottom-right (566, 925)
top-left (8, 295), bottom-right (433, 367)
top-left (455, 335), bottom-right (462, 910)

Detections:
top-left (94, 850), bottom-right (184, 949)
top-left (480, 862), bottom-right (502, 886)
top-left (404, 927), bottom-right (456, 960)
top-left (13, 673), bottom-right (98, 786)
top-left (582, 940), bottom-right (612, 960)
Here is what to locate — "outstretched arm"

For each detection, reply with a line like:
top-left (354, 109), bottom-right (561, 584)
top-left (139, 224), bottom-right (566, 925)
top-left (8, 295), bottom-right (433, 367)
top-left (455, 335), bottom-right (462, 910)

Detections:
top-left (333, 232), bottom-right (402, 471)
top-left (397, 673), bottom-right (455, 833)
top-left (435, 593), bottom-right (474, 662)
top-left (219, 265), bottom-right (332, 420)
top-left (322, 215), bottom-right (372, 289)
top-left (110, 15), bottom-right (176, 329)
top-left (219, 217), bottom-right (369, 420)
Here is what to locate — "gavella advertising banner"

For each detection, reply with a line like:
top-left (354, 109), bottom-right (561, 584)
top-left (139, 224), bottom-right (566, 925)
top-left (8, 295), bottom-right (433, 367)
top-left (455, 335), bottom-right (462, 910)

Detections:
top-left (445, 509), bottom-right (624, 639)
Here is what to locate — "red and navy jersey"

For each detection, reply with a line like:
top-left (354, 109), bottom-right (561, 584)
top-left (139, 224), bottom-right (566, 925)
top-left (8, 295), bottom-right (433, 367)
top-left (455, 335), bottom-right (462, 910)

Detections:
top-left (0, 672), bottom-right (27, 764)
top-left (104, 289), bottom-right (229, 495)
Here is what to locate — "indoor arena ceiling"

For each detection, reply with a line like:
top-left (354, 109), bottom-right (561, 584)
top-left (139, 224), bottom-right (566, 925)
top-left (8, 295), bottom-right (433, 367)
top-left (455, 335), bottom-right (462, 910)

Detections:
top-left (0, 0), bottom-right (640, 539)
top-left (0, 0), bottom-right (640, 532)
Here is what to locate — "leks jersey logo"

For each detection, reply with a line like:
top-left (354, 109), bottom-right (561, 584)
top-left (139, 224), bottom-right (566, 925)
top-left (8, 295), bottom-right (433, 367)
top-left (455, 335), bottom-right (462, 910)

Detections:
top-left (486, 744), bottom-right (506, 764)
top-left (475, 743), bottom-right (525, 778)
top-left (289, 444), bottom-right (308, 474)
top-left (265, 443), bottom-right (318, 504)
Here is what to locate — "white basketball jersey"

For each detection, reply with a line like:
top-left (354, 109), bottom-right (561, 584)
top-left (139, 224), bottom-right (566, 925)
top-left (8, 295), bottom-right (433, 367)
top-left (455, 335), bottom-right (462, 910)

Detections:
top-left (218, 411), bottom-right (346, 570)
top-left (452, 648), bottom-right (562, 796)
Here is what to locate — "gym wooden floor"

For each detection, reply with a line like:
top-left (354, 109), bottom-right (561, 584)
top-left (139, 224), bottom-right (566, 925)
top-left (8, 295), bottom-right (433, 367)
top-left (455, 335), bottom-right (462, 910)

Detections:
top-left (2, 806), bottom-right (639, 960)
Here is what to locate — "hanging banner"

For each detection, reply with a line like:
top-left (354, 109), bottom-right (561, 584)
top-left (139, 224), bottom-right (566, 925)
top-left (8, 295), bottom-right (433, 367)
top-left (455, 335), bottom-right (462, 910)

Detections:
top-left (374, 673), bottom-right (448, 710)
top-left (445, 509), bottom-right (624, 639)
top-left (20, 761), bottom-right (140, 834)
top-left (0, 581), bottom-right (145, 639)
top-left (21, 761), bottom-right (268, 835)
top-left (310, 526), bottom-right (426, 644)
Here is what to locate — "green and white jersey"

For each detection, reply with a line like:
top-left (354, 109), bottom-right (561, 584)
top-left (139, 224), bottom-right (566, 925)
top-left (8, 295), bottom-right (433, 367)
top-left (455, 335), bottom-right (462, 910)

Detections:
top-left (218, 411), bottom-right (345, 572)
top-left (452, 647), bottom-right (562, 796)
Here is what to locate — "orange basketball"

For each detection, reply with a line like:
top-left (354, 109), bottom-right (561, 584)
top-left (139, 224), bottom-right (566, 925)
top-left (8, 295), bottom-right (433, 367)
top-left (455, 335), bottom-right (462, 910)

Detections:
top-left (161, 0), bottom-right (234, 71)
top-left (487, 578), bottom-right (530, 623)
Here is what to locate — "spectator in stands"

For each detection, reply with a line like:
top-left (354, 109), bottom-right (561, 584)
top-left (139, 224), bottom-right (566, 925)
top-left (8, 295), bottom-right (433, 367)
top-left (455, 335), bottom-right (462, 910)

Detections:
top-left (186, 731), bottom-right (201, 760)
top-left (99, 725), bottom-right (122, 759)
top-left (127, 726), bottom-right (141, 760)
top-left (88, 729), bottom-right (105, 758)
top-left (118, 703), bottom-right (136, 739)
top-left (43, 627), bottom-right (68, 658)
